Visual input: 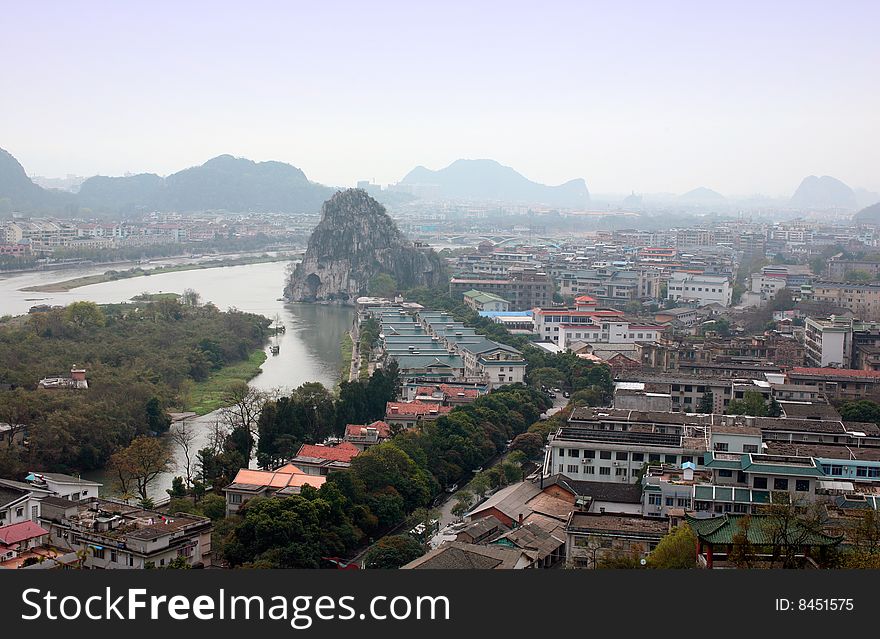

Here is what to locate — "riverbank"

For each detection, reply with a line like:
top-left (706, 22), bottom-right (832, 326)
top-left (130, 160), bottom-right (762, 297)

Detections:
top-left (186, 348), bottom-right (269, 415)
top-left (20, 253), bottom-right (296, 293)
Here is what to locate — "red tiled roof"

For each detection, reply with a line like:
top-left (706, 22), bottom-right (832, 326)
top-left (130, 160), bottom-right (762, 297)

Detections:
top-left (439, 384), bottom-right (480, 398)
top-left (0, 521), bottom-right (49, 546)
top-left (790, 367), bottom-right (880, 379)
top-left (296, 442), bottom-right (360, 463)
top-left (575, 295), bottom-right (597, 303)
top-left (386, 401), bottom-right (453, 417)
top-left (345, 421), bottom-right (392, 438)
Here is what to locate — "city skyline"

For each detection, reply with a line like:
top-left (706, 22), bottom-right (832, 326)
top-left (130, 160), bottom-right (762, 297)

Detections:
top-left (2, 0), bottom-right (878, 196)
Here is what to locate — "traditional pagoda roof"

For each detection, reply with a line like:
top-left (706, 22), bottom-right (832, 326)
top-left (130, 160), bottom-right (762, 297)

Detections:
top-left (685, 514), bottom-right (842, 547)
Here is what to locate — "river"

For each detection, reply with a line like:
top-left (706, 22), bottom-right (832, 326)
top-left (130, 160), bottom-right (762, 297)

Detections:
top-left (0, 261), bottom-right (353, 500)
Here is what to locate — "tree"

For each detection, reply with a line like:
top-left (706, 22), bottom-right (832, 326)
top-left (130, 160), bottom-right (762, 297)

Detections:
top-left (169, 418), bottom-right (197, 490)
top-left (510, 432), bottom-right (544, 459)
top-left (725, 390), bottom-right (769, 417)
top-left (647, 524), bottom-right (696, 569)
top-left (763, 493), bottom-right (826, 568)
top-left (219, 382), bottom-right (268, 460)
top-left (364, 535), bottom-right (425, 569)
top-left (167, 476), bottom-right (187, 499)
top-left (451, 490), bottom-right (474, 520)
top-left (109, 436), bottom-right (172, 502)
top-left (145, 397), bottom-right (171, 435)
top-left (368, 273), bottom-right (399, 298)
top-left (64, 301), bottom-right (105, 329)
top-left (181, 288), bottom-right (201, 307)
top-left (696, 392), bottom-right (714, 414)
top-left (0, 388), bottom-right (36, 450)
top-left (469, 472), bottom-right (492, 499)
top-left (839, 400), bottom-right (880, 424)
top-left (728, 515), bottom-right (757, 568)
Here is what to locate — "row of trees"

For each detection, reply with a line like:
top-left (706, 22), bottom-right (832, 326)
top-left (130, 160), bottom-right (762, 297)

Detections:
top-left (216, 384), bottom-right (551, 567)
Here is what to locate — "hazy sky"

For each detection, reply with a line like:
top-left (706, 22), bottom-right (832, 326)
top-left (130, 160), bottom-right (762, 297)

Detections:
top-left (2, 0), bottom-right (878, 196)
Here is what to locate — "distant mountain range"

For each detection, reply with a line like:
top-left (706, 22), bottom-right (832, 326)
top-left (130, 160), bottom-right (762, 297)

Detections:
top-left (398, 159), bottom-right (590, 208)
top-left (677, 187), bottom-right (727, 205)
top-left (0, 149), bottom-right (334, 215)
top-left (790, 175), bottom-right (857, 210)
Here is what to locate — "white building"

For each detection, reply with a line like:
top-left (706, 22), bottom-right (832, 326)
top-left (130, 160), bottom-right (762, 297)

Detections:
top-left (666, 272), bottom-right (732, 307)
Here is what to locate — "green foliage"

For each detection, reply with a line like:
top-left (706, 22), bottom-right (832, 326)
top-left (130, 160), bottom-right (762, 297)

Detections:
top-left (697, 392), bottom-right (714, 414)
top-left (257, 363), bottom-right (400, 469)
top-left (647, 524), bottom-right (697, 569)
top-left (510, 432), bottom-right (544, 459)
top-left (0, 300), bottom-right (269, 475)
top-left (839, 400), bottom-right (880, 424)
top-left (363, 535), bottom-right (424, 569)
top-left (725, 390), bottom-right (770, 417)
top-left (368, 273), bottom-right (399, 298)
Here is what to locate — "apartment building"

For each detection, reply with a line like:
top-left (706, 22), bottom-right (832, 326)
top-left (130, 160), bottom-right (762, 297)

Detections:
top-left (449, 268), bottom-right (552, 311)
top-left (813, 281), bottom-right (880, 321)
top-left (666, 272), bottom-right (732, 307)
top-left (40, 497), bottom-right (212, 569)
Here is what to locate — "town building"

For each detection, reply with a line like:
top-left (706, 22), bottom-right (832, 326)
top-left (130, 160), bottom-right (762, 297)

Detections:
top-left (223, 464), bottom-right (326, 517)
top-left (462, 289), bottom-right (510, 312)
top-left (289, 442), bottom-right (360, 476)
top-left (666, 272), bottom-right (732, 307)
top-left (449, 268), bottom-right (553, 311)
top-left (39, 497), bottom-right (212, 569)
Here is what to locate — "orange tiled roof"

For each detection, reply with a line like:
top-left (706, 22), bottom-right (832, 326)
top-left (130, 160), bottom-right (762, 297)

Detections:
top-left (296, 442), bottom-right (360, 463)
top-left (230, 465), bottom-right (326, 489)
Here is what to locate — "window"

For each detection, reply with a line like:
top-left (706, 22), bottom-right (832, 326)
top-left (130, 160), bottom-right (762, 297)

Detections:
top-left (615, 468), bottom-right (627, 476)
top-left (743, 444), bottom-right (759, 454)
top-left (676, 498), bottom-right (690, 508)
top-left (93, 548), bottom-right (105, 560)
top-left (753, 477), bottom-right (768, 489)
top-left (31, 505), bottom-right (38, 521)
top-left (15, 507), bottom-right (24, 518)
top-left (111, 550), bottom-right (118, 563)
top-left (229, 493), bottom-right (242, 504)
top-left (616, 452), bottom-right (628, 461)
top-left (600, 451), bottom-right (612, 460)
top-left (665, 455), bottom-right (677, 464)
top-left (569, 449), bottom-right (580, 458)
top-left (632, 452), bottom-right (644, 462)
top-left (665, 497), bottom-right (674, 506)
top-left (830, 465), bottom-right (844, 476)
top-left (718, 469), bottom-right (733, 478)
top-left (583, 450), bottom-right (595, 459)
top-left (773, 478), bottom-right (789, 491)
top-left (558, 465), bottom-right (564, 473)
top-left (567, 465), bottom-right (580, 474)
top-left (648, 494), bottom-right (662, 505)
top-left (599, 467), bottom-right (611, 476)
top-left (714, 442), bottom-right (729, 452)
top-left (649, 454), bottom-right (661, 463)
top-left (795, 480), bottom-right (809, 492)
top-left (583, 466), bottom-right (595, 475)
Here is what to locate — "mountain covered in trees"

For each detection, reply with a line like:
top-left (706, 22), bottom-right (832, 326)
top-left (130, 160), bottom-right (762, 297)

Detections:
top-left (853, 201), bottom-right (880, 225)
top-left (398, 158), bottom-right (590, 207)
top-left (286, 189), bottom-right (445, 302)
top-left (0, 148), bottom-right (74, 213)
top-left (78, 154), bottom-right (335, 213)
top-left (790, 175), bottom-right (857, 210)
top-left (0, 148), bottom-right (334, 215)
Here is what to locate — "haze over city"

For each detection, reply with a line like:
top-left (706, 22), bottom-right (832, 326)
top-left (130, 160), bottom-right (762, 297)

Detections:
top-left (2, 0), bottom-right (878, 196)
